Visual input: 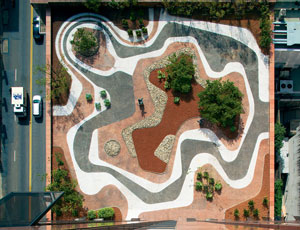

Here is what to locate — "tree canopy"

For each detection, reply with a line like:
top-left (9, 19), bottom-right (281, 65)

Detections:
top-left (166, 54), bottom-right (195, 94)
top-left (275, 122), bottom-right (286, 154)
top-left (70, 28), bottom-right (98, 57)
top-left (198, 79), bottom-right (243, 128)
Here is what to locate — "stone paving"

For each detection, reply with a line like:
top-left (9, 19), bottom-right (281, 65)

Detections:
top-left (52, 8), bottom-right (270, 220)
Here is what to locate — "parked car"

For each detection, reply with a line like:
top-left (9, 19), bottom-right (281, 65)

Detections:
top-left (32, 95), bottom-right (42, 117)
top-left (33, 16), bottom-right (41, 40)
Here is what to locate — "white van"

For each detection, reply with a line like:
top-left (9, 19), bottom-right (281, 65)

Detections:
top-left (32, 95), bottom-right (42, 117)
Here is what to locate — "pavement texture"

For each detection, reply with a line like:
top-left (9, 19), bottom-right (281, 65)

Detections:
top-left (53, 9), bottom-right (270, 219)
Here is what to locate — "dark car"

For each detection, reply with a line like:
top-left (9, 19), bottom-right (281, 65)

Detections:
top-left (33, 16), bottom-right (41, 39)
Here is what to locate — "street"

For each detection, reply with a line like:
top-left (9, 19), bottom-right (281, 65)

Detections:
top-left (0, 0), bottom-right (46, 196)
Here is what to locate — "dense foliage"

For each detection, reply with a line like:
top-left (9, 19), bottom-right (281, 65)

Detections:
top-left (275, 122), bottom-right (286, 155)
top-left (198, 79), bottom-right (243, 129)
top-left (98, 207), bottom-right (115, 219)
top-left (166, 54), bottom-right (195, 94)
top-left (46, 154), bottom-right (84, 217)
top-left (275, 179), bottom-right (283, 217)
top-left (71, 28), bottom-right (98, 57)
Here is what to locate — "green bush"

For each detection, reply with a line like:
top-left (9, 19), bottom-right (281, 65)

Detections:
top-left (198, 79), bottom-right (243, 128)
top-left (127, 29), bottom-right (133, 36)
top-left (166, 54), bottom-right (194, 94)
top-left (70, 28), bottom-right (98, 57)
top-left (197, 172), bottom-right (202, 181)
top-left (122, 19), bottom-right (128, 28)
top-left (209, 178), bottom-right (215, 185)
top-left (100, 90), bottom-right (107, 98)
top-left (215, 182), bottom-right (222, 191)
top-left (195, 181), bottom-right (203, 191)
top-left (275, 179), bottom-right (283, 217)
top-left (83, 0), bottom-right (101, 12)
top-left (142, 27), bottom-right (148, 34)
top-left (243, 209), bottom-right (249, 218)
top-left (203, 185), bottom-right (209, 193)
top-left (248, 200), bottom-right (254, 210)
top-left (263, 196), bottom-right (269, 207)
top-left (87, 210), bottom-right (97, 220)
top-left (86, 93), bottom-right (92, 102)
top-left (136, 30), bottom-right (142, 37)
top-left (72, 209), bottom-right (78, 217)
top-left (206, 192), bottom-right (213, 200)
top-left (98, 207), bottom-right (115, 220)
top-left (253, 208), bottom-right (259, 218)
top-left (55, 152), bottom-right (64, 167)
top-left (174, 97), bottom-right (180, 104)
top-left (164, 81), bottom-right (171, 89)
top-left (234, 209), bottom-right (239, 219)
top-left (139, 18), bottom-right (144, 27)
top-left (203, 171), bottom-right (209, 179)
top-left (104, 99), bottom-right (111, 107)
top-left (275, 122), bottom-right (286, 154)
top-left (95, 103), bottom-right (101, 111)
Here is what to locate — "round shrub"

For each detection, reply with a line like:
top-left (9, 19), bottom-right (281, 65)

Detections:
top-left (98, 207), bottom-right (115, 219)
top-left (87, 210), bottom-right (97, 220)
top-left (71, 28), bottom-right (98, 57)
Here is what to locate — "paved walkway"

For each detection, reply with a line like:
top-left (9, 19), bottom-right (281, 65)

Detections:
top-left (53, 9), bottom-right (270, 219)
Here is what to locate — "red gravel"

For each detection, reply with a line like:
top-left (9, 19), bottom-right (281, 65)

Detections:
top-left (132, 68), bottom-right (204, 173)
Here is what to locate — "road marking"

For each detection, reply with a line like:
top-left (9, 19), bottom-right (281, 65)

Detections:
top-left (14, 115), bottom-right (16, 122)
top-left (14, 150), bottom-right (16, 162)
top-left (29, 5), bottom-right (33, 192)
top-left (14, 68), bottom-right (17, 81)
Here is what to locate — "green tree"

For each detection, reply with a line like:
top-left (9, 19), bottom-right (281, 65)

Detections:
top-left (98, 207), bottom-right (115, 219)
top-left (275, 122), bottom-right (286, 154)
top-left (166, 54), bottom-right (195, 94)
top-left (275, 179), bottom-right (283, 217)
top-left (83, 0), bottom-right (101, 12)
top-left (198, 79), bottom-right (243, 128)
top-left (234, 209), bottom-right (239, 219)
top-left (46, 154), bottom-right (84, 217)
top-left (71, 28), bottom-right (98, 57)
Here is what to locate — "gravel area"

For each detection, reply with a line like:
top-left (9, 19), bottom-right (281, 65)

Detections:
top-left (104, 140), bottom-right (121, 157)
top-left (122, 48), bottom-right (205, 157)
top-left (154, 135), bottom-right (176, 163)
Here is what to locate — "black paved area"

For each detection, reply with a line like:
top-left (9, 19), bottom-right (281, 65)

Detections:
top-left (59, 15), bottom-right (269, 204)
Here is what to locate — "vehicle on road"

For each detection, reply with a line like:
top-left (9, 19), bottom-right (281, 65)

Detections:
top-left (32, 95), bottom-right (42, 117)
top-left (11, 87), bottom-right (27, 118)
top-left (33, 16), bottom-right (41, 40)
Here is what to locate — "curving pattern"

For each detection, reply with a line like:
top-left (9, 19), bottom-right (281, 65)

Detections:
top-left (54, 9), bottom-right (269, 219)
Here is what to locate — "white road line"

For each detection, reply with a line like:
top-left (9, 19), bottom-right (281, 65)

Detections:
top-left (14, 69), bottom-right (17, 81)
top-left (14, 150), bottom-right (16, 162)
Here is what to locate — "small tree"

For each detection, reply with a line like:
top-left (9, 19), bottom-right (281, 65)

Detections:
top-left (195, 181), bottom-right (203, 191)
top-left (198, 79), bottom-right (243, 128)
top-left (87, 210), bottom-right (97, 220)
top-left (263, 196), bottom-right (269, 207)
top-left (275, 179), bottom-right (283, 217)
top-left (203, 171), bottom-right (209, 179)
top-left (215, 182), bottom-right (222, 191)
top-left (253, 208), bottom-right (259, 219)
top-left (166, 54), bottom-right (195, 94)
top-left (71, 28), bottom-right (98, 57)
top-left (83, 0), bottom-right (101, 12)
top-left (248, 200), bottom-right (255, 210)
top-left (243, 209), bottom-right (250, 218)
top-left (234, 209), bottom-right (239, 219)
top-left (98, 207), bottom-right (115, 220)
top-left (197, 172), bottom-right (202, 181)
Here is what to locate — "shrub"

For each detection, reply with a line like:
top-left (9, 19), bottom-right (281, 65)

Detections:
top-left (142, 27), bottom-right (148, 34)
top-left (234, 209), bottom-right (239, 219)
top-left (203, 171), bottom-right (209, 179)
top-left (164, 81), bottom-right (171, 89)
top-left (203, 185), bottom-right (209, 193)
top-left (253, 208), bottom-right (259, 218)
top-left (206, 192), bottom-right (213, 200)
top-left (174, 97), bottom-right (180, 104)
top-left (136, 30), bottom-right (142, 37)
top-left (197, 172), bottom-right (202, 181)
top-left (127, 29), bottom-right (133, 36)
top-left (55, 152), bottom-right (64, 167)
top-left (72, 209), bottom-right (78, 217)
top-left (198, 79), bottom-right (243, 128)
top-left (139, 18), bottom-right (144, 27)
top-left (95, 103), bottom-right (101, 111)
top-left (98, 207), bottom-right (115, 220)
top-left (100, 90), bottom-right (107, 98)
top-left (275, 122), bottom-right (286, 154)
top-left (70, 28), bottom-right (98, 57)
top-left (243, 209), bottom-right (249, 218)
top-left (122, 19), bottom-right (128, 28)
top-left (209, 178), bottom-right (215, 185)
top-left (215, 182), bottom-right (222, 191)
top-left (83, 0), bottom-right (101, 12)
top-left (86, 93), bottom-right (92, 102)
top-left (248, 200), bottom-right (255, 210)
top-left (87, 210), bottom-right (97, 220)
top-left (263, 196), bottom-right (269, 207)
top-left (195, 181), bottom-right (203, 191)
top-left (166, 54), bottom-right (194, 94)
top-left (275, 179), bottom-right (283, 217)
top-left (104, 99), bottom-right (111, 107)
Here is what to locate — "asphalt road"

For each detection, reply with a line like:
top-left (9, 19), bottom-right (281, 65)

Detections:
top-left (0, 0), bottom-right (46, 196)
